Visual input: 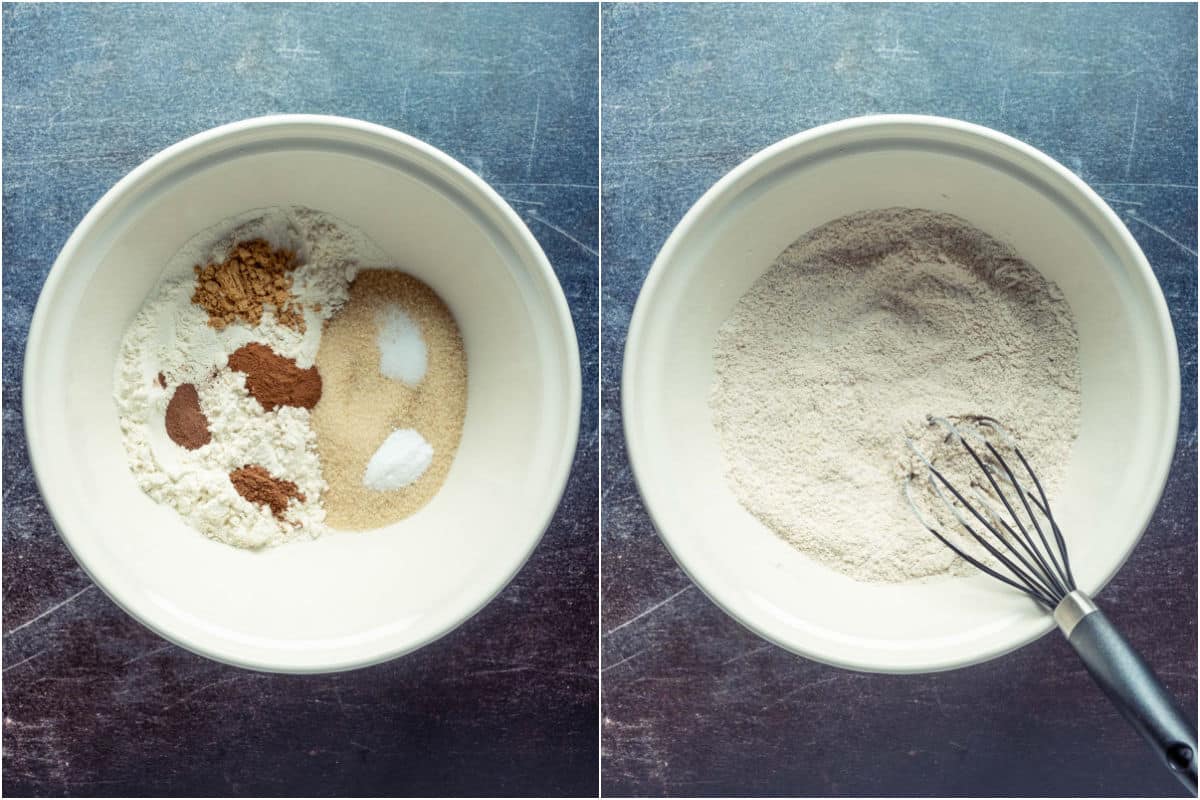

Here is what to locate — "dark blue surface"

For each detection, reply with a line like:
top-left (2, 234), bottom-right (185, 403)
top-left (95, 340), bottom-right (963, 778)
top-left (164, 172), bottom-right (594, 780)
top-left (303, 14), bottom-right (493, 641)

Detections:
top-left (3, 4), bottom-right (597, 796)
top-left (601, 4), bottom-right (1197, 796)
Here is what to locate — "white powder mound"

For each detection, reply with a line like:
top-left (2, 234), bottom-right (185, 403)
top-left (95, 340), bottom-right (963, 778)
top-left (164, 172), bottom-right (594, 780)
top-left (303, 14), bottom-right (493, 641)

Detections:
top-left (376, 305), bottom-right (427, 386)
top-left (114, 206), bottom-right (389, 549)
top-left (710, 208), bottom-right (1081, 583)
top-left (363, 429), bottom-right (434, 490)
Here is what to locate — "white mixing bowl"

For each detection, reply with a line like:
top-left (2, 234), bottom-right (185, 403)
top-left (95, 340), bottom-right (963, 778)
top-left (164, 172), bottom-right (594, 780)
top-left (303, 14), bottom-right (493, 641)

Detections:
top-left (24, 115), bottom-right (581, 672)
top-left (623, 115), bottom-right (1179, 673)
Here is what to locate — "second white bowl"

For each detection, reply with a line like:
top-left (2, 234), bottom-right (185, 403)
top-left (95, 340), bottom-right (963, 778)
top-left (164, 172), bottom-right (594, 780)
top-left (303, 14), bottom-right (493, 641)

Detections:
top-left (623, 115), bottom-right (1179, 673)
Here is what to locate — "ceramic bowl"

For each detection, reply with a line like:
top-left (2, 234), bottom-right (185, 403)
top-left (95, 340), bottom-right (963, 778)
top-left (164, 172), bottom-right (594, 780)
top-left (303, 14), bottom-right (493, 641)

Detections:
top-left (24, 115), bottom-right (581, 672)
top-left (623, 114), bottom-right (1179, 673)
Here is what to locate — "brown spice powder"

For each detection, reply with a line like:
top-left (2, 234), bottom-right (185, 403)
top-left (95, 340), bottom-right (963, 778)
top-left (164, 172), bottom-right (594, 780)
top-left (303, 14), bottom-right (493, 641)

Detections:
top-left (311, 270), bottom-right (467, 530)
top-left (228, 342), bottom-right (322, 411)
top-left (192, 239), bottom-right (306, 332)
top-left (229, 465), bottom-right (305, 519)
top-left (164, 383), bottom-right (211, 450)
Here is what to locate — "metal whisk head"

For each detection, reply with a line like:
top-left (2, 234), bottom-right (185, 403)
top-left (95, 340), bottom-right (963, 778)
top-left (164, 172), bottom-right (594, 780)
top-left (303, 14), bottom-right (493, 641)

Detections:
top-left (904, 416), bottom-right (1076, 608)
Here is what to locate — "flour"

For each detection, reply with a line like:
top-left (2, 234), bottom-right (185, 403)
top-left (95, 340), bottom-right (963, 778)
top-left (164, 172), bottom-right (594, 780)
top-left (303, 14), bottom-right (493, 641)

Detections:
top-left (710, 208), bottom-right (1081, 582)
top-left (114, 206), bottom-right (389, 548)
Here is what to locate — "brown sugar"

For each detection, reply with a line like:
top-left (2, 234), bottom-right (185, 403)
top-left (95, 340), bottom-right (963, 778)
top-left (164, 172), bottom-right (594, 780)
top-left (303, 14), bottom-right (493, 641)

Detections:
top-left (229, 465), bottom-right (305, 519)
top-left (164, 383), bottom-right (211, 450)
top-left (192, 239), bottom-right (306, 332)
top-left (228, 342), bottom-right (322, 411)
top-left (311, 270), bottom-right (467, 530)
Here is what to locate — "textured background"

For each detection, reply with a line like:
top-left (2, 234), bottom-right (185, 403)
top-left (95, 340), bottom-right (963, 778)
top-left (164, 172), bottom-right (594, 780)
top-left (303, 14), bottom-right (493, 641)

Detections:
top-left (2, 4), bottom-right (597, 797)
top-left (601, 3), bottom-right (1197, 797)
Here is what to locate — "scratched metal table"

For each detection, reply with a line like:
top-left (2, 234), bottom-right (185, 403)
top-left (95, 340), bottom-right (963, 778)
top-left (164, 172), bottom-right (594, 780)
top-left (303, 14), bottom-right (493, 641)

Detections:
top-left (2, 4), bottom-right (597, 796)
top-left (601, 4), bottom-right (1197, 796)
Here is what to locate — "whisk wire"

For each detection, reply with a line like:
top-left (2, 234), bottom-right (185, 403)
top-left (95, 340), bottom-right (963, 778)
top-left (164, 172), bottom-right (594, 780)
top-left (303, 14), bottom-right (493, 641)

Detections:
top-left (982, 438), bottom-right (1072, 596)
top-left (957, 434), bottom-right (1069, 600)
top-left (968, 416), bottom-right (1076, 592)
top-left (1009, 443), bottom-right (1076, 590)
top-left (965, 484), bottom-right (1066, 601)
top-left (920, 459), bottom-right (1063, 606)
top-left (902, 478), bottom-right (1058, 606)
top-left (965, 478), bottom-right (1061, 597)
top-left (905, 434), bottom-right (1063, 604)
top-left (906, 417), bottom-right (1076, 608)
top-left (923, 433), bottom-right (1064, 600)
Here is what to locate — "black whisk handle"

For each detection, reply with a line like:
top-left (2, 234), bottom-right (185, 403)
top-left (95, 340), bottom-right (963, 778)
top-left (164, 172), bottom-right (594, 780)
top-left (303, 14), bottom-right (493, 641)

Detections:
top-left (1058, 594), bottom-right (1197, 795)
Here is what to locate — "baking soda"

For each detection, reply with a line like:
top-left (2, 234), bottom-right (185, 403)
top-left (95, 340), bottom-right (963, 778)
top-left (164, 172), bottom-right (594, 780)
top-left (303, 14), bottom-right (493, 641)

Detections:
top-left (364, 429), bottom-right (435, 490)
top-left (377, 305), bottom-right (428, 386)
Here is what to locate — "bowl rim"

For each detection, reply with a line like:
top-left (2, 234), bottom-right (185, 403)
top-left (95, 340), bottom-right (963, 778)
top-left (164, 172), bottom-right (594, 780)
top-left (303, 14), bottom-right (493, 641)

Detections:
top-left (622, 113), bottom-right (1181, 674)
top-left (22, 113), bottom-right (582, 673)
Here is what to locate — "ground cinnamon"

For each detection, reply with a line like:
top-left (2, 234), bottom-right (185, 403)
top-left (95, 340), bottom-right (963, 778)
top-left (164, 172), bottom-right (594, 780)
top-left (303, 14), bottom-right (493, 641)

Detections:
top-left (229, 465), bottom-right (304, 518)
top-left (192, 239), bottom-right (305, 332)
top-left (164, 383), bottom-right (211, 450)
top-left (227, 342), bottom-right (322, 411)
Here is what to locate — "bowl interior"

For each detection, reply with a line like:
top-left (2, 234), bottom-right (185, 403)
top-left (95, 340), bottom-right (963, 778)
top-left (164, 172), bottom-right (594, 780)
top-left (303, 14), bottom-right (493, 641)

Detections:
top-left (26, 119), bottom-right (579, 671)
top-left (625, 118), bottom-right (1178, 673)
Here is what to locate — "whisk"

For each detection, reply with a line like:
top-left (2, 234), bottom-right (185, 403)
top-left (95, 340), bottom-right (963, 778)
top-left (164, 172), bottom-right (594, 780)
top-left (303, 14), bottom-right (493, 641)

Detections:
top-left (905, 416), bottom-right (1197, 795)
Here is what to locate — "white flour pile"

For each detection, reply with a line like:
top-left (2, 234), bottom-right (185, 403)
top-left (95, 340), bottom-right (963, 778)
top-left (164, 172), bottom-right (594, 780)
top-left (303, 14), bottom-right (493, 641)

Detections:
top-left (711, 208), bottom-right (1081, 582)
top-left (114, 206), bottom-right (388, 548)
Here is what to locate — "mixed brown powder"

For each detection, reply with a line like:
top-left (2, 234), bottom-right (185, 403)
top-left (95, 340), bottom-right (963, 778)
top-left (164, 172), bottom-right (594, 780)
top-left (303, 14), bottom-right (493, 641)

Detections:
top-left (311, 270), bottom-right (467, 530)
top-left (192, 238), bottom-right (305, 332)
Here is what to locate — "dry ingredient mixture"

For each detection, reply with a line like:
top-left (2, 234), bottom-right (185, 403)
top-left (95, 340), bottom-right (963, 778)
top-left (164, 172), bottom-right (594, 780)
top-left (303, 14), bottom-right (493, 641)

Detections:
top-left (710, 208), bottom-right (1081, 582)
top-left (115, 206), bottom-right (467, 549)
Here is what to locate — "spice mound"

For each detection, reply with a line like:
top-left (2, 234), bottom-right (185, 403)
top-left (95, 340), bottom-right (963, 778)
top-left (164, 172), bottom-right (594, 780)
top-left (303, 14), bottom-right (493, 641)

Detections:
top-left (114, 206), bottom-right (466, 550)
top-left (193, 238), bottom-right (305, 331)
top-left (710, 208), bottom-right (1081, 583)
top-left (164, 383), bottom-right (211, 450)
top-left (228, 342), bottom-right (322, 411)
top-left (230, 465), bottom-right (305, 518)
